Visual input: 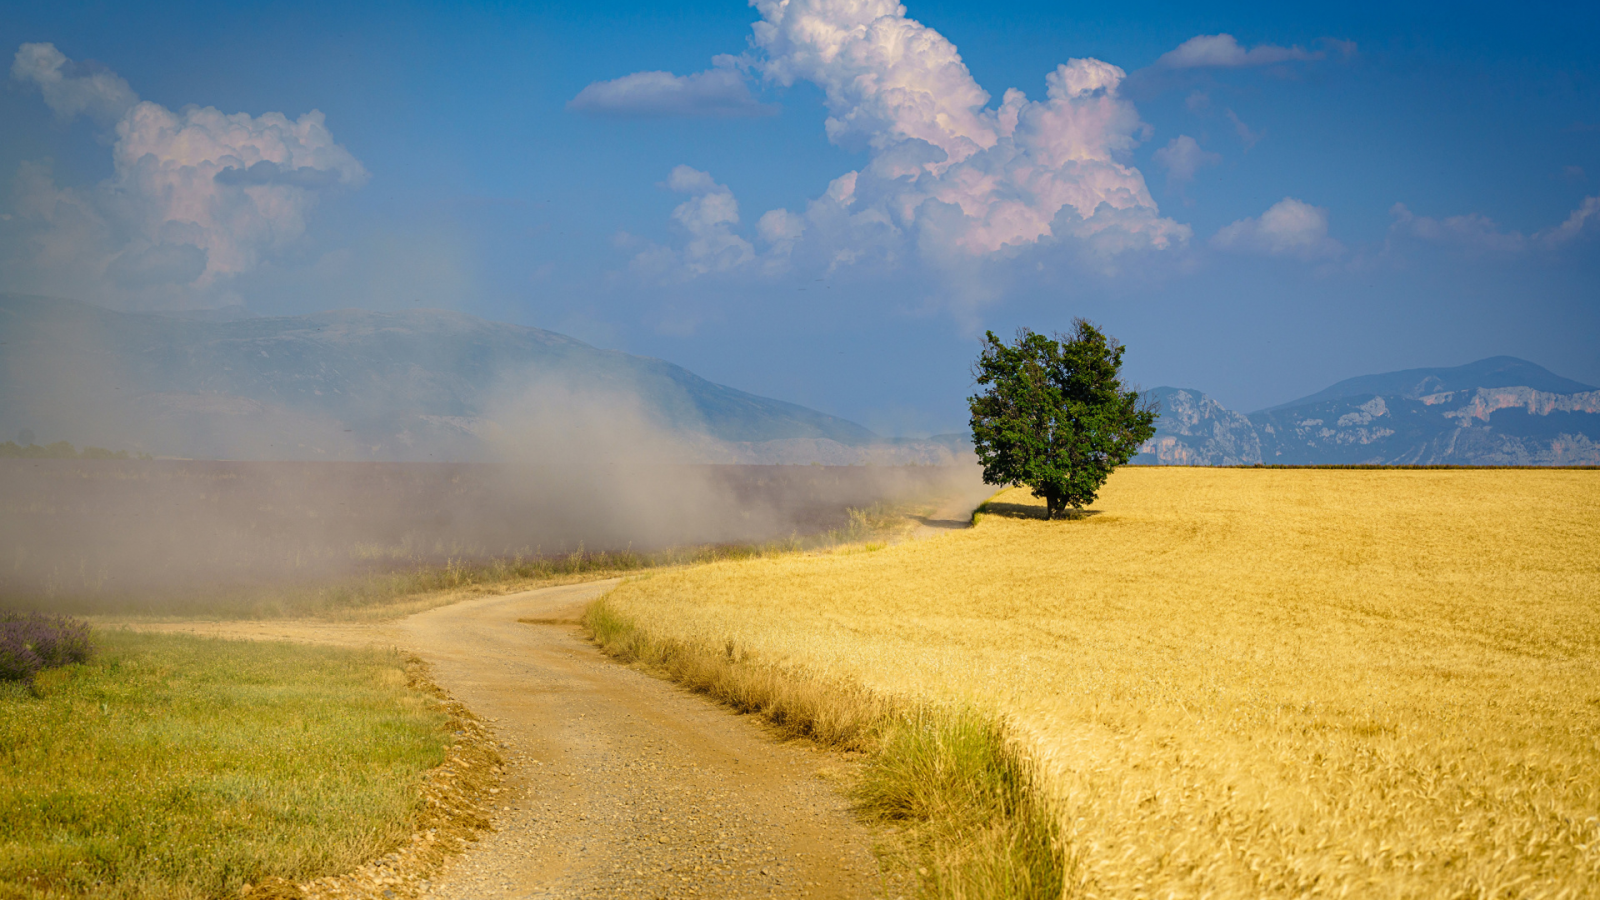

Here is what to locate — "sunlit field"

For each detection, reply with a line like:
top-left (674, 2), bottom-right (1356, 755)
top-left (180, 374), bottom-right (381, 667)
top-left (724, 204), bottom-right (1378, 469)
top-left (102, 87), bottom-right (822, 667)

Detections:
top-left (602, 469), bottom-right (1600, 898)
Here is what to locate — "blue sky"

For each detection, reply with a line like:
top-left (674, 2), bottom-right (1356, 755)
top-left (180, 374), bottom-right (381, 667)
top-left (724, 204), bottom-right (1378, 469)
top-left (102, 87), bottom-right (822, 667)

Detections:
top-left (2, 0), bottom-right (1596, 434)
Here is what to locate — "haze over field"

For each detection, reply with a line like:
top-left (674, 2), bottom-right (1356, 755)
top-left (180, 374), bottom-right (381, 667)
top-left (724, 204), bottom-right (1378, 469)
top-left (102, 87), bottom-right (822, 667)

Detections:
top-left (0, 458), bottom-right (979, 608)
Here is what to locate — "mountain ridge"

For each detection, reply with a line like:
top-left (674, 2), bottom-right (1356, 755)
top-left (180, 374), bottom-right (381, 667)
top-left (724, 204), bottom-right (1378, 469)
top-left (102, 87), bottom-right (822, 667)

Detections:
top-left (1257, 356), bottom-right (1595, 413)
top-left (1, 294), bottom-right (949, 463)
top-left (1138, 357), bottom-right (1599, 466)
top-left (10, 295), bottom-right (1593, 467)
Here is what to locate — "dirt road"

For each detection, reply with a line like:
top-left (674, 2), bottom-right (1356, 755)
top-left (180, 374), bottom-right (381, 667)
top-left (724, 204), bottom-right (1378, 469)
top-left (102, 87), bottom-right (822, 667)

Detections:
top-left (398, 581), bottom-right (882, 899)
top-left (144, 580), bottom-right (885, 899)
top-left (131, 493), bottom-right (990, 897)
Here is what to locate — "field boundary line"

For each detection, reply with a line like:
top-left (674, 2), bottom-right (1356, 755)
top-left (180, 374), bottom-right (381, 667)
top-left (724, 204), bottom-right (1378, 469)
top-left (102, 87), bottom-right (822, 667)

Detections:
top-left (1127, 463), bottom-right (1600, 470)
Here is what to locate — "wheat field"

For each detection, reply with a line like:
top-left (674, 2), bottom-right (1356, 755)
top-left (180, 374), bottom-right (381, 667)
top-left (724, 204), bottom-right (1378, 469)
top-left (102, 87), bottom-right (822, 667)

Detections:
top-left (602, 468), bottom-right (1600, 899)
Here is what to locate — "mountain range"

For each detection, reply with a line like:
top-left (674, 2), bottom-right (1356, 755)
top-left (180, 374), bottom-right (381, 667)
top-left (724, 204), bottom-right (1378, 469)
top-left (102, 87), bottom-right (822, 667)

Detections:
top-left (5, 294), bottom-right (1594, 467)
top-left (0, 294), bottom-right (960, 464)
top-left (1136, 357), bottom-right (1600, 466)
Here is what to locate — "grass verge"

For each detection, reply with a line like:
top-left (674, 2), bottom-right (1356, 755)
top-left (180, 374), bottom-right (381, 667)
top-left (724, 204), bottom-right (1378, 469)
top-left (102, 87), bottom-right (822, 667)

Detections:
top-left (0, 629), bottom-right (489, 900)
top-left (582, 596), bottom-right (1064, 900)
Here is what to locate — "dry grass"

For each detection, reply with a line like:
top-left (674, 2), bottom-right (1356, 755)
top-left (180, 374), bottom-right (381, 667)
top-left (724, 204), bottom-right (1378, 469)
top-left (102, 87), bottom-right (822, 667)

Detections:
top-left (600, 468), bottom-right (1600, 899)
top-left (582, 598), bottom-right (1063, 898)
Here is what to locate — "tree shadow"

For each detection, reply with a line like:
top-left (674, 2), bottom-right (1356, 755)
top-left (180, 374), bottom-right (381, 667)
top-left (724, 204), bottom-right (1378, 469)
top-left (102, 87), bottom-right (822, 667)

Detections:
top-left (979, 502), bottom-right (1102, 522)
top-left (909, 513), bottom-right (974, 531)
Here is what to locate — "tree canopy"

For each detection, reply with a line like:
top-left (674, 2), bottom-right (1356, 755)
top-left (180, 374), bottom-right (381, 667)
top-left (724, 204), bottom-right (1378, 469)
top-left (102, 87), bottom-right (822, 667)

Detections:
top-left (968, 321), bottom-right (1158, 519)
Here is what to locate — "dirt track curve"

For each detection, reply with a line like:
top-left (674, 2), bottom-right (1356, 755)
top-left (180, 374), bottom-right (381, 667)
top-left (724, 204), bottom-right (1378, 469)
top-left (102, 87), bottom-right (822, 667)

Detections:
top-left (151, 581), bottom-right (885, 899)
top-left (138, 496), bottom-right (987, 898)
top-left (399, 581), bottom-right (883, 899)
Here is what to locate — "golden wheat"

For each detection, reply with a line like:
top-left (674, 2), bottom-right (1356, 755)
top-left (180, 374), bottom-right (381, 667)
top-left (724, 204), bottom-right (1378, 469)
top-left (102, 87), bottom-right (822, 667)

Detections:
top-left (604, 468), bottom-right (1600, 899)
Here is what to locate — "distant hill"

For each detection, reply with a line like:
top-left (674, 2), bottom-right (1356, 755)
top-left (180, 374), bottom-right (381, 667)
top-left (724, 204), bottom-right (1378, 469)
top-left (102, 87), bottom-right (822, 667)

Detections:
top-left (0, 295), bottom-right (966, 464)
top-left (1136, 358), bottom-right (1600, 466)
top-left (1259, 357), bottom-right (1595, 412)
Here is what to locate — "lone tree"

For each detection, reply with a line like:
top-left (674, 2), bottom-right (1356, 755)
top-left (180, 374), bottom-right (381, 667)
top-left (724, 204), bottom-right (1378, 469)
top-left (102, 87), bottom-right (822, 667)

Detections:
top-left (968, 321), bottom-right (1158, 519)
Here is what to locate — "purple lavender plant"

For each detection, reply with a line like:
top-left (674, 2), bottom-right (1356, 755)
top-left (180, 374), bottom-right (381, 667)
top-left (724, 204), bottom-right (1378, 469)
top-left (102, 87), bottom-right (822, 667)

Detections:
top-left (0, 612), bottom-right (93, 685)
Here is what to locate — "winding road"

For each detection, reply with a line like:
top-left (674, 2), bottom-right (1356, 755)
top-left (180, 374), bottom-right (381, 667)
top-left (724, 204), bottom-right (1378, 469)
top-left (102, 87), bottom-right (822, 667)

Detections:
top-left (399, 581), bottom-right (882, 899)
top-left (138, 493), bottom-right (987, 897)
top-left (150, 581), bottom-right (885, 899)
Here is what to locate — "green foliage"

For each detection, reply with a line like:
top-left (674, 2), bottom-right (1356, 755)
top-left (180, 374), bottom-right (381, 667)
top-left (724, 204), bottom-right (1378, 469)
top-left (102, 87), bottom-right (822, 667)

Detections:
top-left (0, 631), bottom-right (448, 899)
top-left (968, 321), bottom-right (1157, 518)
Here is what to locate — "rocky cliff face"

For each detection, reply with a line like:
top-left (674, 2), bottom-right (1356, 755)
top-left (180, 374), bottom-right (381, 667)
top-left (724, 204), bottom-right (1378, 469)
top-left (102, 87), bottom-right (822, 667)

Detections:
top-left (1138, 361), bottom-right (1600, 466)
top-left (1251, 387), bottom-right (1600, 465)
top-left (1133, 387), bottom-right (1262, 465)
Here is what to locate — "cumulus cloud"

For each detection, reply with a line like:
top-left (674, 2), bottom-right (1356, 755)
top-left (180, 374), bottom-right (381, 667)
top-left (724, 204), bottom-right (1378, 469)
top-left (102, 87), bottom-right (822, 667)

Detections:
top-left (1155, 34), bottom-right (1320, 69)
top-left (113, 101), bottom-right (367, 278)
top-left (1212, 197), bottom-right (1343, 259)
top-left (569, 58), bottom-right (776, 118)
top-left (1153, 135), bottom-right (1220, 186)
top-left (753, 1), bottom-right (1185, 254)
top-left (4, 43), bottom-right (366, 305)
top-left (639, 165), bottom-right (753, 276)
top-left (628, 0), bottom-right (1187, 291)
top-left (10, 42), bottom-right (137, 125)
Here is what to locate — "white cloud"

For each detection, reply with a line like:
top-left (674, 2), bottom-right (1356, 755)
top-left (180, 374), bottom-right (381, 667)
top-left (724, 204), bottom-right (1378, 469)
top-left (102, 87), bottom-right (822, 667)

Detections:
top-left (113, 101), bottom-right (367, 278)
top-left (1153, 135), bottom-right (1220, 185)
top-left (757, 208), bottom-right (804, 244)
top-left (4, 44), bottom-right (366, 305)
top-left (1386, 196), bottom-right (1600, 254)
top-left (629, 0), bottom-right (1187, 290)
top-left (1388, 203), bottom-right (1525, 254)
top-left (1213, 197), bottom-right (1343, 259)
top-left (753, 1), bottom-right (1186, 254)
top-left (664, 165), bottom-right (719, 194)
top-left (1540, 195), bottom-right (1600, 246)
top-left (570, 58), bottom-right (776, 118)
top-left (1155, 34), bottom-right (1320, 69)
top-left (10, 42), bottom-right (137, 125)
top-left (649, 165), bottom-right (753, 275)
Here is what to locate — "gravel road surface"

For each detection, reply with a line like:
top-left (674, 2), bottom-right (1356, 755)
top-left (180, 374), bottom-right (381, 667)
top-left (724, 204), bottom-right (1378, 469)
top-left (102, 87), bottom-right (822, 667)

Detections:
top-left (399, 581), bottom-right (883, 900)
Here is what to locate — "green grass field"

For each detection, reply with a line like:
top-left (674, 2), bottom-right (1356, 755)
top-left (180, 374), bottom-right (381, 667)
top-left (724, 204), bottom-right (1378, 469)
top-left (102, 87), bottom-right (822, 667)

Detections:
top-left (0, 631), bottom-right (449, 900)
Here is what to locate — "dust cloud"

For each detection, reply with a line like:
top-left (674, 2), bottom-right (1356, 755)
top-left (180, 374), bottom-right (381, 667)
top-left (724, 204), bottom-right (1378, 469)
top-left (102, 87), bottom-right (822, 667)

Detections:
top-left (0, 369), bottom-right (982, 611)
